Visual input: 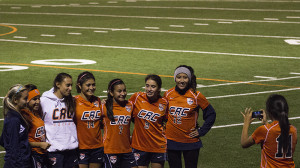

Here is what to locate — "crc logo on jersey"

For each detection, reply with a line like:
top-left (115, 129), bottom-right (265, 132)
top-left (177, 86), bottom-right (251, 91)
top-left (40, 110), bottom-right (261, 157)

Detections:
top-left (110, 115), bottom-right (131, 125)
top-left (187, 98), bottom-right (194, 105)
top-left (110, 156), bottom-right (117, 164)
top-left (52, 108), bottom-right (73, 123)
top-left (137, 109), bottom-right (161, 122)
top-left (169, 106), bottom-right (189, 117)
top-left (35, 126), bottom-right (45, 139)
top-left (159, 103), bottom-right (165, 111)
top-left (134, 153), bottom-right (140, 161)
top-left (81, 110), bottom-right (101, 121)
top-left (125, 105), bottom-right (132, 112)
top-left (93, 101), bottom-right (99, 107)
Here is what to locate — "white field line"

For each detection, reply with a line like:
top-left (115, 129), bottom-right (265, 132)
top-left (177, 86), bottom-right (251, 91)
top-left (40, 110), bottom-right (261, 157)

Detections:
top-left (290, 72), bottom-right (300, 75)
top-left (2, 23), bottom-right (300, 39)
top-left (1, 39), bottom-right (300, 60)
top-left (1, 4), bottom-right (300, 12)
top-left (206, 87), bottom-right (300, 99)
top-left (199, 75), bottom-right (300, 88)
top-left (254, 76), bottom-right (277, 80)
top-left (212, 116), bottom-right (300, 129)
top-left (1, 12), bottom-right (300, 25)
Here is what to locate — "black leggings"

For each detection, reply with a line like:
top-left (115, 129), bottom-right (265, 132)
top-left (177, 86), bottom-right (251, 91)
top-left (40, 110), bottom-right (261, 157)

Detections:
top-left (167, 149), bottom-right (200, 168)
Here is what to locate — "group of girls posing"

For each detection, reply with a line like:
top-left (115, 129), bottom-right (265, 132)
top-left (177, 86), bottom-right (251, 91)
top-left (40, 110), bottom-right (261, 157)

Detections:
top-left (0, 65), bottom-right (297, 168)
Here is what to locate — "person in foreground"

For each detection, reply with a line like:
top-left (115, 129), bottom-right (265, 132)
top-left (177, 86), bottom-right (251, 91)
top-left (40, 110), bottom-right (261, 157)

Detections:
top-left (41, 73), bottom-right (78, 168)
top-left (22, 84), bottom-right (51, 168)
top-left (164, 65), bottom-right (216, 168)
top-left (0, 84), bottom-right (31, 168)
top-left (101, 79), bottom-right (137, 168)
top-left (241, 94), bottom-right (297, 168)
top-left (130, 74), bottom-right (168, 168)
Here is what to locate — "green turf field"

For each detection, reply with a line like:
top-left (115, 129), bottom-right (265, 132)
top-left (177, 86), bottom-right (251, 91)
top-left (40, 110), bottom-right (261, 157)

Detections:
top-left (0, 0), bottom-right (299, 167)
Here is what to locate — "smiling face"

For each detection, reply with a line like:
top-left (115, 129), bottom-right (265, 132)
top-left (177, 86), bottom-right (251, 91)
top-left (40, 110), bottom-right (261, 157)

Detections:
top-left (14, 90), bottom-right (28, 111)
top-left (175, 73), bottom-right (190, 90)
top-left (145, 79), bottom-right (160, 100)
top-left (27, 95), bottom-right (41, 112)
top-left (110, 84), bottom-right (127, 103)
top-left (79, 78), bottom-right (96, 99)
top-left (56, 77), bottom-right (73, 98)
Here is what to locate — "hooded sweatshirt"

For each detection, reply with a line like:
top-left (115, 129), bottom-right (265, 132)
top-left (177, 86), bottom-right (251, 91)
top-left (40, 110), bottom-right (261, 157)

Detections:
top-left (40, 88), bottom-right (78, 152)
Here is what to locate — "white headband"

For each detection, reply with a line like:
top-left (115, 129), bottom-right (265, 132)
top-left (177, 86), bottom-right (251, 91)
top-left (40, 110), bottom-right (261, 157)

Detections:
top-left (174, 67), bottom-right (191, 82)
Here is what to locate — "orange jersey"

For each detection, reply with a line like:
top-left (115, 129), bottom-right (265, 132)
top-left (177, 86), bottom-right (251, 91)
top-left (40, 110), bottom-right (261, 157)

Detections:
top-left (22, 109), bottom-right (46, 154)
top-left (130, 92), bottom-right (168, 153)
top-left (101, 101), bottom-right (133, 154)
top-left (252, 121), bottom-right (297, 168)
top-left (74, 95), bottom-right (103, 149)
top-left (164, 87), bottom-right (210, 143)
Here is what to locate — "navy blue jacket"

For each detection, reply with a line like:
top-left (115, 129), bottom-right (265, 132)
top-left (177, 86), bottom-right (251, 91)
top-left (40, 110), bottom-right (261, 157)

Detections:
top-left (0, 109), bottom-right (31, 168)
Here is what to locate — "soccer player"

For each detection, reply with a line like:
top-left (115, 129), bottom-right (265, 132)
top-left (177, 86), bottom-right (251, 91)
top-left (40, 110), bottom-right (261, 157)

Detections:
top-left (101, 79), bottom-right (137, 168)
top-left (164, 65), bottom-right (216, 168)
top-left (0, 84), bottom-right (31, 168)
top-left (241, 94), bottom-right (297, 168)
top-left (40, 73), bottom-right (78, 168)
top-left (22, 84), bottom-right (51, 168)
top-left (75, 71), bottom-right (104, 168)
top-left (130, 74), bottom-right (168, 168)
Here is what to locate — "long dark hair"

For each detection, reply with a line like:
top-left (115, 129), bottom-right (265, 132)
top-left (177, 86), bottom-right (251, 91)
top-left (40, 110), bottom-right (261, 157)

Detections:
top-left (266, 94), bottom-right (290, 154)
top-left (106, 79), bottom-right (125, 122)
top-left (175, 65), bottom-right (197, 93)
top-left (76, 71), bottom-right (95, 93)
top-left (53, 73), bottom-right (75, 116)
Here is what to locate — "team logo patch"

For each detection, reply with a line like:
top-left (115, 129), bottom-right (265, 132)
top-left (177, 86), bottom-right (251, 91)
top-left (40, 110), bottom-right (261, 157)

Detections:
top-left (110, 156), bottom-right (117, 164)
top-left (50, 157), bottom-right (57, 165)
top-left (94, 101), bottom-right (99, 107)
top-left (187, 98), bottom-right (194, 105)
top-left (134, 153), bottom-right (140, 161)
top-left (159, 103), bottom-right (164, 111)
top-left (125, 105), bottom-right (132, 112)
top-left (19, 124), bottom-right (25, 133)
top-left (80, 153), bottom-right (85, 160)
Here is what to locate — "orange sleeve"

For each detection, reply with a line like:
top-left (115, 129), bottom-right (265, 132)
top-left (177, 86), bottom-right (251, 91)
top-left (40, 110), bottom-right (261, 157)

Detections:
top-left (252, 125), bottom-right (267, 144)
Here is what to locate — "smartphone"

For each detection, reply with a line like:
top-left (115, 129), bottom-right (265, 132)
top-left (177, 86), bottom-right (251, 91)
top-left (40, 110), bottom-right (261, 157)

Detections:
top-left (252, 111), bottom-right (263, 119)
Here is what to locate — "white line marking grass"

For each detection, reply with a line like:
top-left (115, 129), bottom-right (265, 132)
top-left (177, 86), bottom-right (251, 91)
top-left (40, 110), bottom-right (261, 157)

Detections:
top-left (290, 72), bottom-right (300, 75)
top-left (68, 32), bottom-right (82, 35)
top-left (218, 21), bottom-right (232, 24)
top-left (169, 25), bottom-right (185, 28)
top-left (3, 23), bottom-right (300, 39)
top-left (212, 116), bottom-right (300, 129)
top-left (1, 39), bottom-right (300, 60)
top-left (13, 36), bottom-right (27, 39)
top-left (94, 30), bottom-right (108, 33)
top-left (2, 12), bottom-right (300, 25)
top-left (285, 39), bottom-right (300, 45)
top-left (194, 23), bottom-right (209, 26)
top-left (145, 27), bottom-right (160, 29)
top-left (41, 34), bottom-right (56, 37)
top-left (254, 76), bottom-right (277, 80)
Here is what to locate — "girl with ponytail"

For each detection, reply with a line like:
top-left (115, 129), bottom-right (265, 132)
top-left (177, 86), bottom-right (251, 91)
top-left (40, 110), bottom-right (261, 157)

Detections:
top-left (164, 65), bottom-right (216, 168)
top-left (101, 79), bottom-right (137, 168)
top-left (241, 94), bottom-right (297, 168)
top-left (0, 84), bottom-right (31, 168)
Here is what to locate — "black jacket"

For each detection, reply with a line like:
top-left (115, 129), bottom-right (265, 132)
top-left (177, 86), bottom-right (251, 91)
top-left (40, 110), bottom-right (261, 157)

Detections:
top-left (0, 109), bottom-right (31, 168)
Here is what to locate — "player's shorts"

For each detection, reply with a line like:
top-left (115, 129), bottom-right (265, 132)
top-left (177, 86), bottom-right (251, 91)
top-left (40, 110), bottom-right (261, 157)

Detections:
top-left (31, 151), bottom-right (48, 168)
top-left (132, 148), bottom-right (167, 166)
top-left (78, 147), bottom-right (104, 165)
top-left (47, 149), bottom-right (78, 168)
top-left (104, 152), bottom-right (137, 168)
